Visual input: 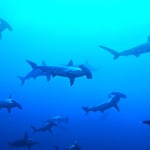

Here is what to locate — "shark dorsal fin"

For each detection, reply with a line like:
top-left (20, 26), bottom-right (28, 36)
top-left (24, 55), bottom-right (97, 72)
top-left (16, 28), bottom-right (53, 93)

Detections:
top-left (67, 60), bottom-right (73, 66)
top-left (147, 36), bottom-right (150, 43)
top-left (42, 61), bottom-right (47, 66)
top-left (24, 132), bottom-right (28, 140)
top-left (9, 94), bottom-right (12, 99)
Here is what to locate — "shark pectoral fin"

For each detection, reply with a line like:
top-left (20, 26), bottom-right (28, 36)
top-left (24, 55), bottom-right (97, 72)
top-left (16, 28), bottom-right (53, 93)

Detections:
top-left (69, 77), bottom-right (75, 86)
top-left (7, 107), bottom-right (11, 113)
top-left (114, 105), bottom-right (120, 111)
top-left (46, 74), bottom-right (51, 81)
top-left (135, 53), bottom-right (140, 57)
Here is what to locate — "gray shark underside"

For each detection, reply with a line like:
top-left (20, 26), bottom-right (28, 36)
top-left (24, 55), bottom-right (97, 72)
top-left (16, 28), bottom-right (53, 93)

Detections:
top-left (99, 36), bottom-right (150, 59)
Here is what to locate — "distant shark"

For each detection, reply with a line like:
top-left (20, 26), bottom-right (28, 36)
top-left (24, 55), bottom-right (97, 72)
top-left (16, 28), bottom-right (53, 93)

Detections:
top-left (46, 115), bottom-right (69, 124)
top-left (31, 121), bottom-right (57, 134)
top-left (82, 92), bottom-right (127, 113)
top-left (18, 60), bottom-right (92, 86)
top-left (54, 141), bottom-right (81, 150)
top-left (9, 132), bottom-right (38, 150)
top-left (0, 18), bottom-right (13, 39)
top-left (38, 60), bottom-right (93, 86)
top-left (0, 94), bottom-right (22, 113)
top-left (142, 120), bottom-right (150, 125)
top-left (99, 36), bottom-right (150, 59)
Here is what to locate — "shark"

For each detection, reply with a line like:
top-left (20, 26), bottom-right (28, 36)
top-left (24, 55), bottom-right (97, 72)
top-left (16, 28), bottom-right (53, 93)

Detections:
top-left (142, 120), bottom-right (150, 125)
top-left (82, 92), bottom-right (127, 113)
top-left (99, 36), bottom-right (150, 59)
top-left (0, 94), bottom-right (22, 113)
top-left (54, 141), bottom-right (81, 150)
top-left (19, 60), bottom-right (93, 86)
top-left (31, 121), bottom-right (57, 134)
top-left (8, 132), bottom-right (38, 150)
top-left (46, 115), bottom-right (69, 124)
top-left (37, 60), bottom-right (93, 86)
top-left (0, 18), bottom-right (13, 39)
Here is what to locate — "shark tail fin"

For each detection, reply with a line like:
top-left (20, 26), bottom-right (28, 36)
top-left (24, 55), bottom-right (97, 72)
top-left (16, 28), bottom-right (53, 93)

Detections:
top-left (17, 76), bottom-right (25, 86)
top-left (26, 60), bottom-right (37, 69)
top-left (11, 100), bottom-right (23, 110)
top-left (82, 106), bottom-right (89, 114)
top-left (98, 45), bottom-right (120, 59)
top-left (79, 65), bottom-right (92, 79)
top-left (0, 18), bottom-right (13, 31)
top-left (31, 126), bottom-right (38, 133)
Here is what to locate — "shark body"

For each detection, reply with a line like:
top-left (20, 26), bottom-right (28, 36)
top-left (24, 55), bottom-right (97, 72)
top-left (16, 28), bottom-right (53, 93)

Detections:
top-left (99, 36), bottom-right (150, 59)
top-left (83, 92), bottom-right (127, 113)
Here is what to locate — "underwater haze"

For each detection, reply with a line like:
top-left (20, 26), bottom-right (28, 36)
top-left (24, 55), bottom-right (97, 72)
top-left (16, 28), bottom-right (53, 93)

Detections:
top-left (1, 0), bottom-right (150, 150)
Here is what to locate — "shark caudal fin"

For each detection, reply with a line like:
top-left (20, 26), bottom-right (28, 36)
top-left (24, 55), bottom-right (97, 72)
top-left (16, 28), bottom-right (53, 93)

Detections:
top-left (12, 100), bottom-right (23, 110)
top-left (98, 45), bottom-right (120, 59)
top-left (26, 60), bottom-right (38, 69)
top-left (31, 126), bottom-right (38, 133)
top-left (0, 18), bottom-right (13, 31)
top-left (79, 65), bottom-right (92, 79)
top-left (17, 76), bottom-right (25, 86)
top-left (82, 106), bottom-right (89, 114)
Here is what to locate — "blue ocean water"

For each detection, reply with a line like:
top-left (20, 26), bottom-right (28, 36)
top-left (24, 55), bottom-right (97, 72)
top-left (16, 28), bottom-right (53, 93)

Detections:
top-left (0, 0), bottom-right (150, 149)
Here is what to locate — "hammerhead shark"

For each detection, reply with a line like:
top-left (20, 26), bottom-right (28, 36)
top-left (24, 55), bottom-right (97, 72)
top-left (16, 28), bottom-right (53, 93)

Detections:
top-left (99, 36), bottom-right (150, 59)
top-left (31, 121), bottom-right (57, 134)
top-left (18, 60), bottom-right (92, 86)
top-left (82, 92), bottom-right (127, 113)
top-left (8, 132), bottom-right (38, 150)
top-left (0, 18), bottom-right (13, 39)
top-left (0, 94), bottom-right (22, 113)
